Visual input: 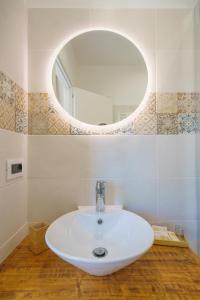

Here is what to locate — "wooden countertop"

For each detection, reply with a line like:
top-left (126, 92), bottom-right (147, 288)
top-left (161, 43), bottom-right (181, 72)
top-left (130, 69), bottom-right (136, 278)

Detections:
top-left (0, 237), bottom-right (200, 300)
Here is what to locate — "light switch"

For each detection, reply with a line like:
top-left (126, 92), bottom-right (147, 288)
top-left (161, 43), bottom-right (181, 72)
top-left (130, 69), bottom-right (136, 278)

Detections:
top-left (6, 159), bottom-right (24, 180)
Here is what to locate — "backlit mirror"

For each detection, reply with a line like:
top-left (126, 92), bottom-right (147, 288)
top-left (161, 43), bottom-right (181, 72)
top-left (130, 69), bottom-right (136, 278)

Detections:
top-left (52, 30), bottom-right (148, 126)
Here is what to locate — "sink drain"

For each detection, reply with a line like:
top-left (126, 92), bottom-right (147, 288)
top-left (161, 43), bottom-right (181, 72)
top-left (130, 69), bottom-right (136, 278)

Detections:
top-left (92, 247), bottom-right (108, 258)
top-left (97, 218), bottom-right (103, 225)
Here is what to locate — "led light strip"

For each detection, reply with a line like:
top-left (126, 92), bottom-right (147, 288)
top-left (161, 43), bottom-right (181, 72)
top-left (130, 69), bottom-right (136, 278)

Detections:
top-left (47, 27), bottom-right (153, 134)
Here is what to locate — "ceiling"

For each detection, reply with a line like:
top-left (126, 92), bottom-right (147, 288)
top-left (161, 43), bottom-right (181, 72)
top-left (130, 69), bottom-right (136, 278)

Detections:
top-left (69, 31), bottom-right (145, 66)
top-left (26, 0), bottom-right (198, 9)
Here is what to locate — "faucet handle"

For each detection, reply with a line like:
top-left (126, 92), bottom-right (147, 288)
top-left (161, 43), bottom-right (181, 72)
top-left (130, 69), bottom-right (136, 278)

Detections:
top-left (96, 180), bottom-right (106, 184)
top-left (96, 180), bottom-right (106, 190)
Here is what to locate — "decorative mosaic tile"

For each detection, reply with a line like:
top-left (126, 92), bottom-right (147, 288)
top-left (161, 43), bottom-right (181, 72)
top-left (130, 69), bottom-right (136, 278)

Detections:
top-left (28, 92), bottom-right (198, 135)
top-left (15, 86), bottom-right (28, 134)
top-left (178, 93), bottom-right (199, 101)
top-left (70, 126), bottom-right (97, 135)
top-left (196, 113), bottom-right (200, 133)
top-left (107, 122), bottom-right (134, 135)
top-left (28, 93), bottom-right (48, 114)
top-left (28, 93), bottom-right (49, 134)
top-left (0, 71), bottom-right (28, 133)
top-left (0, 71), bottom-right (15, 103)
top-left (29, 113), bottom-right (48, 135)
top-left (3, 72), bottom-right (186, 136)
top-left (133, 113), bottom-right (157, 135)
top-left (70, 120), bottom-right (134, 135)
top-left (141, 93), bottom-right (156, 114)
top-left (178, 113), bottom-right (196, 134)
top-left (0, 101), bottom-right (16, 131)
top-left (195, 93), bottom-right (200, 113)
top-left (48, 112), bottom-right (70, 135)
top-left (3, 71), bottom-right (196, 136)
top-left (157, 113), bottom-right (178, 135)
top-left (48, 100), bottom-right (57, 114)
top-left (177, 93), bottom-right (197, 113)
top-left (16, 109), bottom-right (28, 134)
top-left (0, 72), bottom-right (16, 131)
top-left (15, 86), bottom-right (28, 111)
top-left (156, 93), bottom-right (178, 113)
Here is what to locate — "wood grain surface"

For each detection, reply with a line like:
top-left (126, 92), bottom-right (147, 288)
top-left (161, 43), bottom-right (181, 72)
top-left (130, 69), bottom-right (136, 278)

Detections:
top-left (0, 237), bottom-right (200, 300)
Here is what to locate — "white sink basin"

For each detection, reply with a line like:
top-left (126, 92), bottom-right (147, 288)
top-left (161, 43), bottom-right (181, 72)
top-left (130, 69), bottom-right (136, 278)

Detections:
top-left (45, 206), bottom-right (154, 276)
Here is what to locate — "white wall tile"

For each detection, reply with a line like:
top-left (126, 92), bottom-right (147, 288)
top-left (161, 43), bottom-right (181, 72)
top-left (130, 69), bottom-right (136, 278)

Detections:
top-left (0, 180), bottom-right (27, 245)
top-left (28, 8), bottom-right (91, 50)
top-left (89, 9), bottom-right (156, 50)
top-left (26, 0), bottom-right (198, 9)
top-left (28, 135), bottom-right (197, 226)
top-left (195, 134), bottom-right (200, 178)
top-left (28, 50), bottom-right (54, 92)
top-left (81, 177), bottom-right (157, 222)
top-left (156, 135), bottom-right (196, 178)
top-left (0, 0), bottom-right (28, 89)
top-left (183, 220), bottom-right (198, 253)
top-left (158, 178), bottom-right (197, 221)
top-left (0, 0), bottom-right (28, 260)
top-left (156, 9), bottom-right (194, 50)
top-left (28, 135), bottom-right (93, 179)
top-left (0, 130), bottom-right (27, 249)
top-left (156, 50), bottom-right (195, 92)
top-left (28, 176), bottom-right (157, 224)
top-left (28, 135), bottom-right (156, 179)
top-left (28, 178), bottom-right (82, 223)
top-left (28, 8), bottom-right (155, 51)
top-left (28, 135), bottom-right (157, 223)
top-left (0, 130), bottom-right (27, 188)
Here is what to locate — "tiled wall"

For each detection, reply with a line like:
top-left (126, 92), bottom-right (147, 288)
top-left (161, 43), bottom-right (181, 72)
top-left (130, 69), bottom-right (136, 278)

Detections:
top-left (27, 7), bottom-right (197, 135)
top-left (28, 91), bottom-right (199, 135)
top-left (25, 6), bottom-right (199, 254)
top-left (28, 134), bottom-right (198, 252)
top-left (28, 92), bottom-right (70, 135)
top-left (1, 71), bottom-right (199, 135)
top-left (0, 72), bottom-right (28, 134)
top-left (194, 0), bottom-right (200, 255)
top-left (0, 8), bottom-right (197, 136)
top-left (0, 129), bottom-right (28, 263)
top-left (0, 0), bottom-right (28, 263)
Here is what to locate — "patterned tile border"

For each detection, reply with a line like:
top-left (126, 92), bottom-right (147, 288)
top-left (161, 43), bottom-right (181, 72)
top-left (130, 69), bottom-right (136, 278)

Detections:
top-left (28, 93), bottom-right (70, 135)
top-left (133, 113), bottom-right (157, 135)
top-left (28, 91), bottom-right (200, 135)
top-left (177, 113), bottom-right (197, 134)
top-left (156, 93), bottom-right (178, 114)
top-left (0, 71), bottom-right (28, 134)
top-left (1, 71), bottom-right (200, 135)
top-left (157, 113), bottom-right (178, 135)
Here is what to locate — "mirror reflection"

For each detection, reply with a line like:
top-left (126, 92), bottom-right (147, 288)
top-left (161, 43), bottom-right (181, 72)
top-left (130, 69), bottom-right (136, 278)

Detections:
top-left (52, 30), bottom-right (148, 125)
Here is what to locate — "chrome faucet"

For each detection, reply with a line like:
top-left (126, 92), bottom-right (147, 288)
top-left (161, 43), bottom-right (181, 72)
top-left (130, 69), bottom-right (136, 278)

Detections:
top-left (96, 181), bottom-right (106, 213)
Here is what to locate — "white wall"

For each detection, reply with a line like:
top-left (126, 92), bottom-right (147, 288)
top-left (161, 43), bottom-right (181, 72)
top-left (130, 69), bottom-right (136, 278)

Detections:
top-left (0, 0), bottom-right (28, 263)
top-left (0, 130), bottom-right (28, 263)
top-left (28, 135), bottom-right (197, 250)
top-left (194, 0), bottom-right (200, 255)
top-left (28, 7), bottom-right (198, 253)
top-left (26, 1), bottom-right (198, 9)
top-left (28, 8), bottom-right (194, 93)
top-left (0, 0), bottom-right (28, 90)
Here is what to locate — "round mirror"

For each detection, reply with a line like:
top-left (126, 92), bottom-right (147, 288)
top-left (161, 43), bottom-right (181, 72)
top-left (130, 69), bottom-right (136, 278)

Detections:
top-left (52, 30), bottom-right (148, 126)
